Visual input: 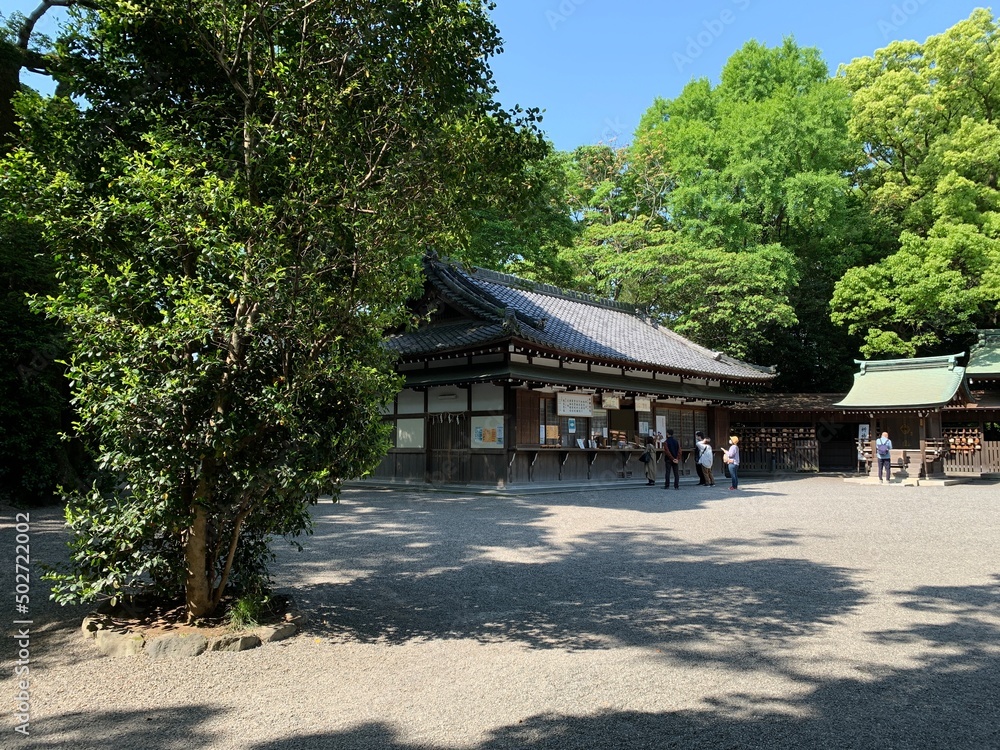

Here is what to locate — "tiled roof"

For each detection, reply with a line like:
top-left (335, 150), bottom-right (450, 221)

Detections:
top-left (963, 391), bottom-right (1000, 409)
top-left (387, 255), bottom-right (776, 383)
top-left (834, 355), bottom-right (970, 410)
top-left (967, 329), bottom-right (1000, 377)
top-left (732, 393), bottom-right (848, 412)
top-left (387, 321), bottom-right (507, 356)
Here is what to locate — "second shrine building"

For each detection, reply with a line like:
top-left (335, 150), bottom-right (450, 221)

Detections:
top-left (372, 255), bottom-right (1000, 487)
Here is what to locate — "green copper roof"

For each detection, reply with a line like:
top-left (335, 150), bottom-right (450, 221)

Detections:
top-left (834, 354), bottom-right (968, 411)
top-left (967, 330), bottom-right (1000, 377)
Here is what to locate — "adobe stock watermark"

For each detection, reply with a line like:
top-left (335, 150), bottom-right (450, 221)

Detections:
top-left (674, 0), bottom-right (752, 73)
top-left (598, 116), bottom-right (626, 144)
top-left (546, 0), bottom-right (589, 31)
top-left (877, 0), bottom-right (932, 39)
top-left (11, 513), bottom-right (32, 737)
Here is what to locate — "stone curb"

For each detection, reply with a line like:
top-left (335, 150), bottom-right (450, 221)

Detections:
top-left (81, 595), bottom-right (301, 657)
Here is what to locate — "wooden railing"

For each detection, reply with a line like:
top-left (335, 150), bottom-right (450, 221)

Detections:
top-left (987, 443), bottom-right (1000, 475)
top-left (738, 439), bottom-right (819, 473)
top-left (926, 439), bottom-right (1000, 476)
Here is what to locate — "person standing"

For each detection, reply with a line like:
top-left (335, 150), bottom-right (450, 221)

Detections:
top-left (875, 431), bottom-right (893, 483)
top-left (642, 436), bottom-right (657, 486)
top-left (699, 436), bottom-right (715, 486)
top-left (724, 435), bottom-right (741, 490)
top-left (663, 429), bottom-right (681, 490)
top-left (693, 431), bottom-right (708, 485)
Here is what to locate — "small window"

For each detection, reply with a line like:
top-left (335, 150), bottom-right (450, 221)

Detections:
top-left (538, 398), bottom-right (590, 446)
top-left (396, 418), bottom-right (425, 449)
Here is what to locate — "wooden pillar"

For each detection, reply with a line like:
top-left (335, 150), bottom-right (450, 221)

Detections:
top-left (424, 388), bottom-right (432, 484)
top-left (504, 383), bottom-right (517, 487)
top-left (868, 414), bottom-right (878, 479)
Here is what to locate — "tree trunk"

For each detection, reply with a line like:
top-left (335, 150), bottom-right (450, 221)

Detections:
top-left (0, 42), bottom-right (22, 153)
top-left (184, 504), bottom-right (213, 621)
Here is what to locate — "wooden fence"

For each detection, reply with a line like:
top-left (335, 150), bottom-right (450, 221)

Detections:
top-left (739, 439), bottom-right (820, 474)
top-left (939, 440), bottom-right (1000, 476)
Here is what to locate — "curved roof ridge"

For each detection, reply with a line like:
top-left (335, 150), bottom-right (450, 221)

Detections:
top-left (466, 265), bottom-right (641, 315)
top-left (426, 256), bottom-right (540, 329)
top-left (836, 353), bottom-right (970, 410)
top-left (415, 252), bottom-right (776, 382)
top-left (855, 354), bottom-right (964, 372)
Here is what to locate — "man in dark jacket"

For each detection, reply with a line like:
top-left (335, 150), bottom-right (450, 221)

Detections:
top-left (663, 429), bottom-right (681, 490)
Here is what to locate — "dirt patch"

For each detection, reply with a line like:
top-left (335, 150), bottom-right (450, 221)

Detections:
top-left (94, 594), bottom-right (292, 640)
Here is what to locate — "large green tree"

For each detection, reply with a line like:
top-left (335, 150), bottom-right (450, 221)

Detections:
top-left (3, 0), bottom-right (545, 619)
top-left (461, 148), bottom-right (577, 278)
top-left (547, 142), bottom-right (798, 359)
top-left (832, 9), bottom-right (1000, 357)
top-left (550, 40), bottom-right (876, 386)
top-left (645, 39), bottom-right (886, 389)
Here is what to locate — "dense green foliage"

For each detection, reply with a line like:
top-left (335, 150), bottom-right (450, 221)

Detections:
top-left (539, 39), bottom-right (879, 387)
top-left (831, 9), bottom-right (1000, 356)
top-left (1, 0), bottom-right (547, 618)
top-left (1, 12), bottom-right (89, 506)
top-left (532, 14), bottom-right (1000, 385)
top-left (550, 141), bottom-right (799, 361)
top-left (0, 213), bottom-right (74, 505)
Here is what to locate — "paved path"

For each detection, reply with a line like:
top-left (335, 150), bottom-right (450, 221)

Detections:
top-left (3, 476), bottom-right (999, 748)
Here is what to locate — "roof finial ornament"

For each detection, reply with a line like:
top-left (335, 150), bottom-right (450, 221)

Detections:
top-left (502, 306), bottom-right (520, 334)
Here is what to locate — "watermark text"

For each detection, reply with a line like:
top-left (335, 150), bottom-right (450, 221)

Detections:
top-left (11, 513), bottom-right (32, 737)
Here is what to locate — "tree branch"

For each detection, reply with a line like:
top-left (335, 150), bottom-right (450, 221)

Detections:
top-left (18, 0), bottom-right (99, 52)
top-left (210, 504), bottom-right (253, 608)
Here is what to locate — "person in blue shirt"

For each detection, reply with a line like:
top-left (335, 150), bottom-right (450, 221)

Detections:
top-left (875, 431), bottom-right (893, 482)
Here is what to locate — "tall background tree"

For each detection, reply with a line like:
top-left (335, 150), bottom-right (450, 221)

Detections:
top-left (1, 0), bottom-right (548, 619)
top-left (544, 39), bottom-right (881, 387)
top-left (832, 8), bottom-right (1000, 357)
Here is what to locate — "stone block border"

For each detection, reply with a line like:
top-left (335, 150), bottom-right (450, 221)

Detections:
top-left (81, 597), bottom-right (306, 658)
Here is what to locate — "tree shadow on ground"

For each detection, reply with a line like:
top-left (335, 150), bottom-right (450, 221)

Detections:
top-left (482, 484), bottom-right (790, 513)
top-left (28, 632), bottom-right (1000, 750)
top-left (248, 578), bottom-right (1000, 749)
top-left (293, 553), bottom-right (861, 654)
top-left (20, 507), bottom-right (998, 750)
top-left (10, 706), bottom-right (224, 749)
top-left (279, 495), bottom-right (864, 657)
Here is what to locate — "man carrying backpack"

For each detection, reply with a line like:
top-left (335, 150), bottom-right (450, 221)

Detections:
top-left (875, 431), bottom-right (893, 483)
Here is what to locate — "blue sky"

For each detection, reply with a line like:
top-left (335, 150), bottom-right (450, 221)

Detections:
top-left (2, 0), bottom-right (993, 151)
top-left (488, 0), bottom-right (994, 151)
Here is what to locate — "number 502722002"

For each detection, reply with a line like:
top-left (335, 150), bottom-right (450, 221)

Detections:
top-left (14, 512), bottom-right (30, 613)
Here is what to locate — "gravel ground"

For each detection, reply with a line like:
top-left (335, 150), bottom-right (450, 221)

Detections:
top-left (2, 475), bottom-right (1000, 749)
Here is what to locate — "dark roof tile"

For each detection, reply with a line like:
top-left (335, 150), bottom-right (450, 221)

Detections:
top-left (392, 256), bottom-right (776, 382)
